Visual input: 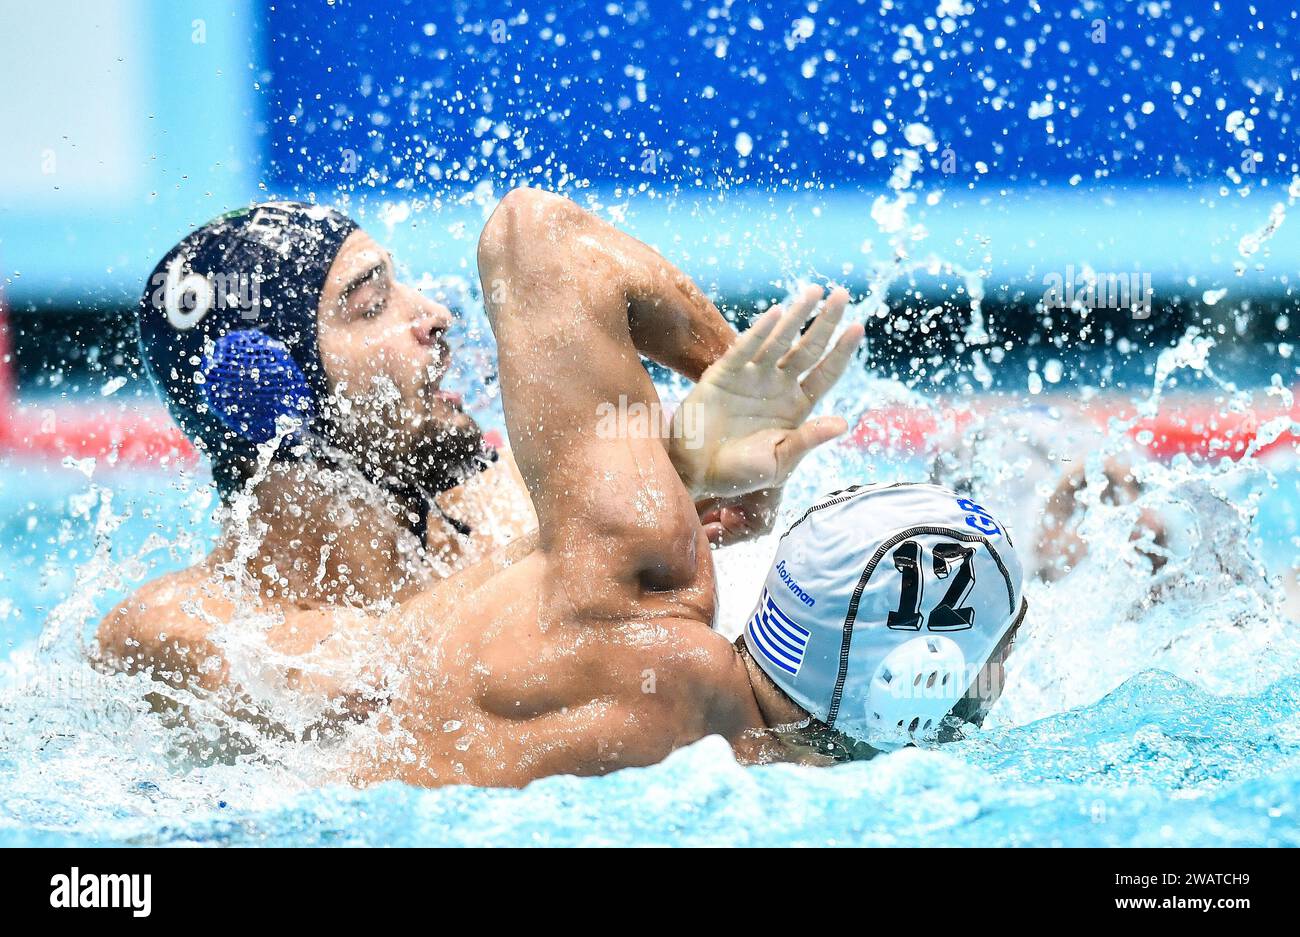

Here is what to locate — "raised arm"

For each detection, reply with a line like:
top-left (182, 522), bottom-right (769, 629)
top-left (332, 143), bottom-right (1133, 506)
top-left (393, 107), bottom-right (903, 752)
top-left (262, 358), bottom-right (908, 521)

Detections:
top-left (625, 254), bottom-right (735, 382)
top-left (476, 187), bottom-right (711, 612)
top-left (484, 197), bottom-right (736, 382)
top-left (473, 188), bottom-right (863, 767)
top-left (476, 187), bottom-right (863, 609)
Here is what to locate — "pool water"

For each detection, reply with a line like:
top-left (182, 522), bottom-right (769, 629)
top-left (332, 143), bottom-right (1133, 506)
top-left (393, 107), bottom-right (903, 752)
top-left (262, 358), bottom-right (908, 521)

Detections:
top-left (2, 365), bottom-right (1299, 847)
top-left (8, 0), bottom-right (1300, 848)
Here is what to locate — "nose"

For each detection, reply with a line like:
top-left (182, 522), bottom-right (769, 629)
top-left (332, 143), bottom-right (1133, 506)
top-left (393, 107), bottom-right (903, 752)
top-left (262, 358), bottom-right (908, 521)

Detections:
top-left (409, 292), bottom-right (453, 347)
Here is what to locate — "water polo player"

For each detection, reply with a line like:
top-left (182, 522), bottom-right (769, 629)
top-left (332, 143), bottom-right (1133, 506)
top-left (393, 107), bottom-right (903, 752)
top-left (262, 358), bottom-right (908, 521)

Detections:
top-left (737, 483), bottom-right (1026, 753)
top-left (136, 201), bottom-right (499, 544)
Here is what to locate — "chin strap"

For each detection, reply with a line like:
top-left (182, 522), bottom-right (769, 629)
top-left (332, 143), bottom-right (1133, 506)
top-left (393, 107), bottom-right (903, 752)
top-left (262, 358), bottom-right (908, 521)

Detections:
top-left (390, 442), bottom-right (499, 549)
top-left (433, 501), bottom-right (473, 538)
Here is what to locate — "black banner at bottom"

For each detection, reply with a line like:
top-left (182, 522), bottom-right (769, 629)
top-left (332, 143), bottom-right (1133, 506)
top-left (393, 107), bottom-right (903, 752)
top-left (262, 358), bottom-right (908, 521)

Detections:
top-left (0, 847), bottom-right (1281, 922)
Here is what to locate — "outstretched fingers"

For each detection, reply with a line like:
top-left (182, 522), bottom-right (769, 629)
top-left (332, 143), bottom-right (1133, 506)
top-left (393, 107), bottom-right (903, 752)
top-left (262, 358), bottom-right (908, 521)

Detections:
top-left (800, 320), bottom-right (865, 403)
top-left (713, 305), bottom-right (782, 376)
top-left (778, 286), bottom-right (850, 374)
top-left (755, 285), bottom-right (823, 366)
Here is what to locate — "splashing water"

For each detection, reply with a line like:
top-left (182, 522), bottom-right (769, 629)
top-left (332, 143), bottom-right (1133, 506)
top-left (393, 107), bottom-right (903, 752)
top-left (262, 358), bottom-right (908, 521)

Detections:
top-left (2, 292), bottom-right (1297, 845)
top-left (6, 127), bottom-right (1300, 845)
top-left (4, 1), bottom-right (1300, 846)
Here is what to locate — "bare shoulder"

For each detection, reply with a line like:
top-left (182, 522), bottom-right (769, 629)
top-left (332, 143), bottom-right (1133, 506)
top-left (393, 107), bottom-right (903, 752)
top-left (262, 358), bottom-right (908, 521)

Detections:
top-left (98, 566), bottom-right (213, 650)
top-left (96, 565), bottom-right (231, 689)
top-left (644, 618), bottom-right (763, 740)
top-left (434, 447), bottom-right (538, 558)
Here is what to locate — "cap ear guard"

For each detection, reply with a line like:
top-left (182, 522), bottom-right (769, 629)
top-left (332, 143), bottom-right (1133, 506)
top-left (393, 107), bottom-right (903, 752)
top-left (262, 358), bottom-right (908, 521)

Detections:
top-left (137, 201), bottom-right (357, 489)
top-left (202, 329), bottom-right (315, 445)
top-left (864, 635), bottom-right (968, 750)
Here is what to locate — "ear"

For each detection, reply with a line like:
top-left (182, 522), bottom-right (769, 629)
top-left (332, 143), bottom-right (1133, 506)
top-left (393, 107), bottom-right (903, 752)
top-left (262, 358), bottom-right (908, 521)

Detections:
top-left (202, 329), bottom-right (314, 444)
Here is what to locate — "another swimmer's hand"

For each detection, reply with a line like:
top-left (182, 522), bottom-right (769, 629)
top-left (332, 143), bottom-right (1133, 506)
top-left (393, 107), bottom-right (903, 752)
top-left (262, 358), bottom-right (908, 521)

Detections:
top-left (696, 487), bottom-right (782, 547)
top-left (669, 285), bottom-right (864, 500)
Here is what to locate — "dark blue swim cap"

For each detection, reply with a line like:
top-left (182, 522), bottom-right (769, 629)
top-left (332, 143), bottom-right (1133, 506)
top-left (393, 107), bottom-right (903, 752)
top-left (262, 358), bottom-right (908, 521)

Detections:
top-left (137, 202), bottom-right (358, 492)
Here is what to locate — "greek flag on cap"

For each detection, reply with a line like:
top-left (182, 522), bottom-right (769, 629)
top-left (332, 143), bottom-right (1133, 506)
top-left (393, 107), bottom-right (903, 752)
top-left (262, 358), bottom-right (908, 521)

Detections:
top-left (746, 588), bottom-right (812, 676)
top-left (744, 482), bottom-right (1026, 750)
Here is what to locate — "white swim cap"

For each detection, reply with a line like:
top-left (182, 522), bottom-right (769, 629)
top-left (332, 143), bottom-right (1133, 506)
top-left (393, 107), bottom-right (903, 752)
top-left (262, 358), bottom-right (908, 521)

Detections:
top-left (744, 482), bottom-right (1026, 750)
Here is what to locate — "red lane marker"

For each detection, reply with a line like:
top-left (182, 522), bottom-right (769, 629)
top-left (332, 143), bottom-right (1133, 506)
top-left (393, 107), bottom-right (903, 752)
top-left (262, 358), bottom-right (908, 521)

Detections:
top-left (849, 393), bottom-right (1299, 462)
top-left (4, 405), bottom-right (197, 468)
top-left (2, 397), bottom-right (495, 471)
top-left (1085, 395), bottom-right (1300, 460)
top-left (848, 403), bottom-right (980, 455)
top-left (0, 275), bottom-right (1292, 478)
top-left (5, 396), bottom-right (1295, 469)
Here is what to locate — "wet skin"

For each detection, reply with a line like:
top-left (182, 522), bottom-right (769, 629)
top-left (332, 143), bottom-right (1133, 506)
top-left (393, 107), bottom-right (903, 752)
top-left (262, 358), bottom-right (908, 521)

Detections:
top-left (98, 188), bottom-right (864, 784)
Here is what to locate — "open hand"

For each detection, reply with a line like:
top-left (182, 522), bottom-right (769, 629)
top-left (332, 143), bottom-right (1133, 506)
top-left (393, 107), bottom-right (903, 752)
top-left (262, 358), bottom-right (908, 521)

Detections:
top-left (670, 285), bottom-right (864, 500)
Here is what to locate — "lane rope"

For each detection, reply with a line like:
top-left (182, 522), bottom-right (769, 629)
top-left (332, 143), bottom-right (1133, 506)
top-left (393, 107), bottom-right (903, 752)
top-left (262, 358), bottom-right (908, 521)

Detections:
top-left (0, 298), bottom-right (1293, 470)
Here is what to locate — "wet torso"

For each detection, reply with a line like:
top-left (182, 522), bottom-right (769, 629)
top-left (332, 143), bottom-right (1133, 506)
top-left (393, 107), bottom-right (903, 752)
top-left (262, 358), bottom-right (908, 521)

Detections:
top-left (95, 456), bottom-right (539, 725)
top-left (349, 532), bottom-right (743, 788)
top-left (98, 457), bottom-right (755, 786)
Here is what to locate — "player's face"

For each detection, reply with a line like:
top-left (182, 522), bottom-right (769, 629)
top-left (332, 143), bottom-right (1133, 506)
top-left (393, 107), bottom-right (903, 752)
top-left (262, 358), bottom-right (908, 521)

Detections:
top-left (315, 230), bottom-right (485, 488)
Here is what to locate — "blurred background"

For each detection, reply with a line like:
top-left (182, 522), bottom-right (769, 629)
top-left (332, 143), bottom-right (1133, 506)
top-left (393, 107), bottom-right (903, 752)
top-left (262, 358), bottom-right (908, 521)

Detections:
top-left (2, 0), bottom-right (1298, 406)
top-left (2, 1), bottom-right (1299, 849)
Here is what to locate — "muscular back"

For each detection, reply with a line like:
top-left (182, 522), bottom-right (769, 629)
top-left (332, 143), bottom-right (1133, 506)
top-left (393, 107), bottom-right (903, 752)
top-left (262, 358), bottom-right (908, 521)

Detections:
top-left (99, 473), bottom-right (760, 788)
top-left (357, 514), bottom-right (759, 788)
